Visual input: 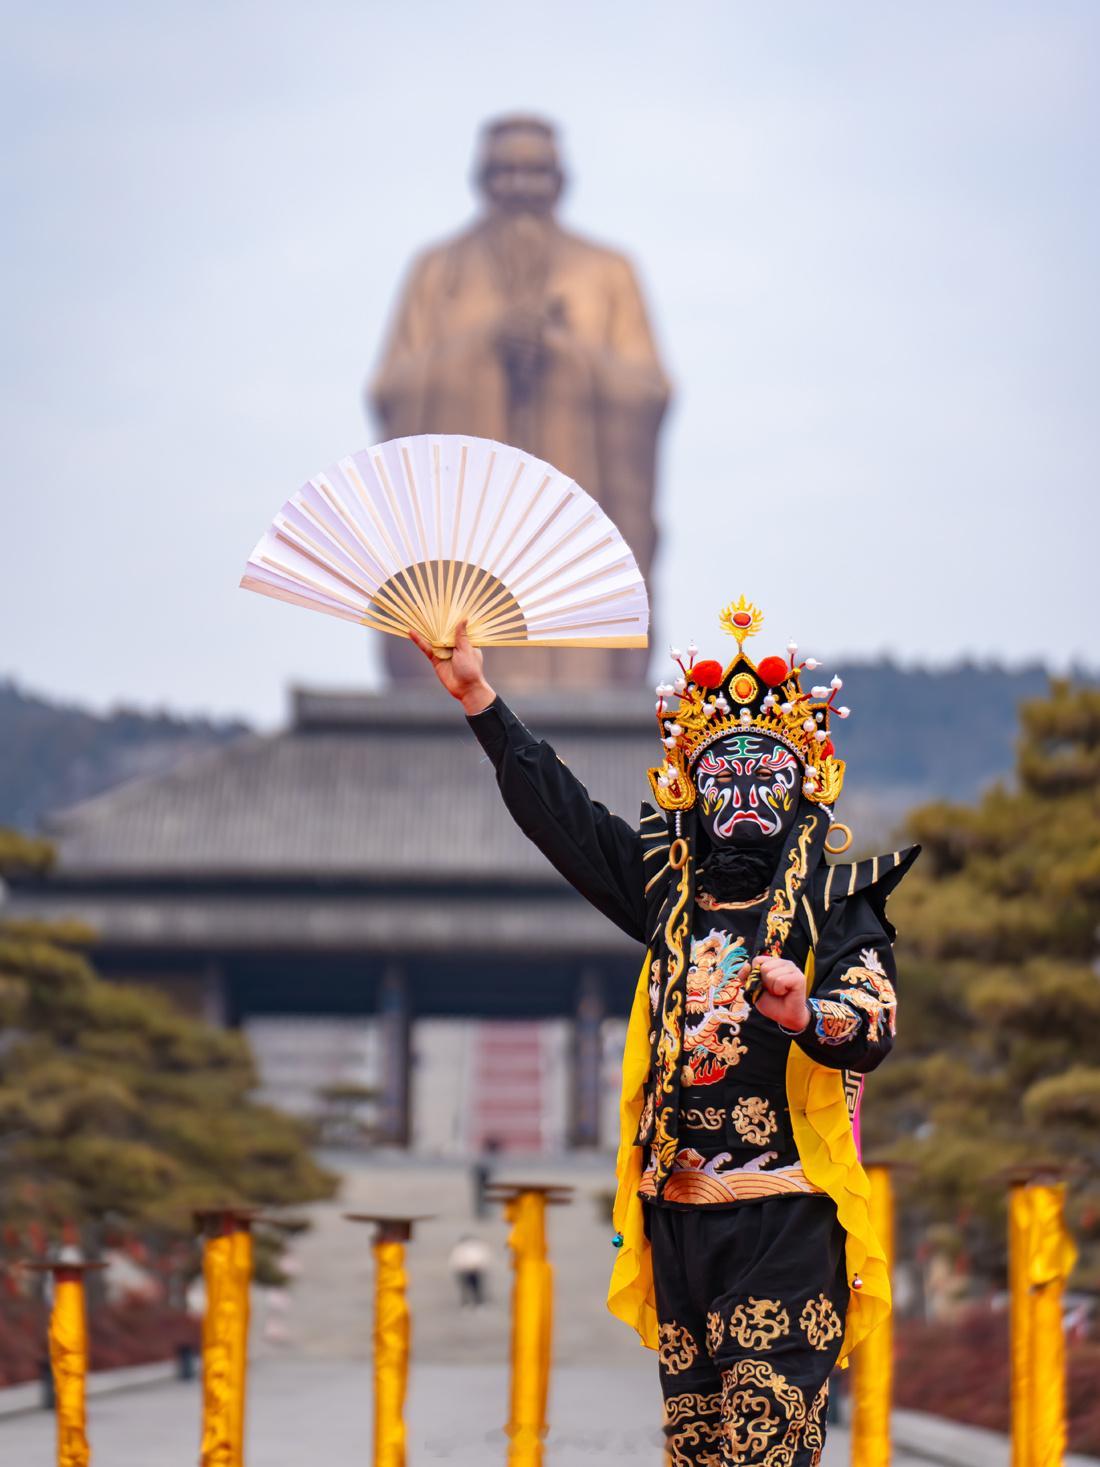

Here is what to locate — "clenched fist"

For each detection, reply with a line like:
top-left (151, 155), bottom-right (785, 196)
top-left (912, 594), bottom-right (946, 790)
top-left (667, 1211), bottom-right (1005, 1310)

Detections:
top-left (751, 956), bottom-right (811, 1034)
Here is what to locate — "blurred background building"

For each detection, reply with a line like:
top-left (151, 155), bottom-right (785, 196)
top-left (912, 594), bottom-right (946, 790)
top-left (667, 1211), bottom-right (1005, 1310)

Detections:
top-left (7, 686), bottom-right (653, 1154)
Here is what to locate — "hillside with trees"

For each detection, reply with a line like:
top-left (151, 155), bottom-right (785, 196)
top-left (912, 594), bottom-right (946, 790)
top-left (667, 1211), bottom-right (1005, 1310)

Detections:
top-left (0, 661), bottom-right (1058, 837)
top-left (0, 679), bottom-right (246, 833)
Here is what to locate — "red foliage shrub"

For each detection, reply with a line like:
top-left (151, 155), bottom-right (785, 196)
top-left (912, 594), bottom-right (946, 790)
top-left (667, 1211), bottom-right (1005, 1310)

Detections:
top-left (0, 1297), bottom-right (198, 1387)
top-left (895, 1312), bottom-right (1100, 1457)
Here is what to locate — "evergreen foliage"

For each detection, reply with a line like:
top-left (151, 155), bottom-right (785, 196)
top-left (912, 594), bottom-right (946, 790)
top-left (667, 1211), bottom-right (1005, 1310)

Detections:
top-left (867, 681), bottom-right (1100, 1285)
top-left (0, 831), bottom-right (335, 1236)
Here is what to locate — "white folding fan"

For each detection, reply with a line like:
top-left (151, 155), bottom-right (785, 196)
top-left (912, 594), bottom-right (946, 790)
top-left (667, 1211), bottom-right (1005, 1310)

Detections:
top-left (240, 434), bottom-right (649, 657)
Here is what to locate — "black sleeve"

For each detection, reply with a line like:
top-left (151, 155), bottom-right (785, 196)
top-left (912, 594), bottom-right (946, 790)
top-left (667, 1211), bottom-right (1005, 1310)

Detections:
top-left (792, 892), bottom-right (899, 1074)
top-left (466, 697), bottom-right (646, 942)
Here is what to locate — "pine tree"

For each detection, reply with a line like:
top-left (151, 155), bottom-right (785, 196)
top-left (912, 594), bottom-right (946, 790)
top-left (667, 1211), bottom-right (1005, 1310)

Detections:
top-left (0, 830), bottom-right (335, 1237)
top-left (866, 682), bottom-right (1100, 1286)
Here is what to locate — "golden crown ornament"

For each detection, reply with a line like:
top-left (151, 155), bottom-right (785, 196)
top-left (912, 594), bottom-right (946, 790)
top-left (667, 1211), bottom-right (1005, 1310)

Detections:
top-left (648, 595), bottom-right (849, 812)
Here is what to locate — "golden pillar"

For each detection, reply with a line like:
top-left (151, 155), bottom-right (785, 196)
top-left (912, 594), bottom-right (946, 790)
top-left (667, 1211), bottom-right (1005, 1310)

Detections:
top-left (850, 1164), bottom-right (895, 1467)
top-left (26, 1257), bottom-right (104, 1467)
top-left (487, 1183), bottom-right (572, 1467)
top-left (195, 1208), bottom-right (254, 1467)
top-left (346, 1213), bottom-right (428, 1467)
top-left (1024, 1182), bottom-right (1076, 1467)
top-left (1009, 1182), bottom-right (1034, 1467)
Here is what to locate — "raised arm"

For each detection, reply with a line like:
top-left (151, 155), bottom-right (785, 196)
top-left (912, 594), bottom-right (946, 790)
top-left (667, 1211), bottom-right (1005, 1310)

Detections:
top-left (409, 623), bottom-right (646, 941)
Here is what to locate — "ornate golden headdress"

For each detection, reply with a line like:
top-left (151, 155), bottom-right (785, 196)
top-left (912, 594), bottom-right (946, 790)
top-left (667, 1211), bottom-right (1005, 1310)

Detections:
top-left (648, 595), bottom-right (849, 811)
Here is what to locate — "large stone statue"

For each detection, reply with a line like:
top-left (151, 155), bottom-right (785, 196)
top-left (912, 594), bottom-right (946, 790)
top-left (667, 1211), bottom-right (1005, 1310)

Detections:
top-left (369, 115), bottom-right (670, 688)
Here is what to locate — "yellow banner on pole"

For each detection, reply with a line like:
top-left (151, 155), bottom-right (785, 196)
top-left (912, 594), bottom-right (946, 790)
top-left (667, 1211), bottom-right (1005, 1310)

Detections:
top-left (1010, 1184), bottom-right (1034, 1467)
top-left (505, 1191), bottom-right (553, 1467)
top-left (199, 1215), bottom-right (252, 1467)
top-left (372, 1239), bottom-right (410, 1467)
top-left (49, 1272), bottom-right (90, 1467)
top-left (1026, 1184), bottom-right (1076, 1467)
top-left (230, 1227), bottom-right (252, 1461)
top-left (850, 1164), bottom-right (894, 1467)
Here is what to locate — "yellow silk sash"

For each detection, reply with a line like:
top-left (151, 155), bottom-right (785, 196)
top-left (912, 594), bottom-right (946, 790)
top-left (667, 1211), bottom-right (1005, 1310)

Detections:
top-left (607, 951), bottom-right (890, 1364)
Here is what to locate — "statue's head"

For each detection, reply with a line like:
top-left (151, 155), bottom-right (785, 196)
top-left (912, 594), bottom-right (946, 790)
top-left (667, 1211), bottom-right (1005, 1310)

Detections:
top-left (476, 116), bottom-right (564, 215)
top-left (692, 732), bottom-right (802, 850)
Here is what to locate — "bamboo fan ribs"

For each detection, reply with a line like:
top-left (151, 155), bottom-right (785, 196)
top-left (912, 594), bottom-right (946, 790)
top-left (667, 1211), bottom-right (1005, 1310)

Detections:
top-left (240, 434), bottom-right (649, 656)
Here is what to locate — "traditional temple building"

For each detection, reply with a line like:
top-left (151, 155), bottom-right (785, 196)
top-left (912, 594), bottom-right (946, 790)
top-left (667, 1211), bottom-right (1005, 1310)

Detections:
top-left (7, 689), bottom-right (654, 1154)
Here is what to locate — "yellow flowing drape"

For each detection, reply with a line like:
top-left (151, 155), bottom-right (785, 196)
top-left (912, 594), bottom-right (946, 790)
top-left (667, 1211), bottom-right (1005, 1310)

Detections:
top-left (1010, 1185), bottom-right (1034, 1467)
top-left (608, 951), bottom-right (891, 1364)
top-left (850, 1166), bottom-right (895, 1467)
top-left (1026, 1184), bottom-right (1076, 1467)
top-left (505, 1191), bottom-right (553, 1467)
top-left (607, 954), bottom-right (658, 1349)
top-left (200, 1226), bottom-right (251, 1467)
top-left (372, 1240), bottom-right (410, 1467)
top-left (49, 1273), bottom-right (90, 1467)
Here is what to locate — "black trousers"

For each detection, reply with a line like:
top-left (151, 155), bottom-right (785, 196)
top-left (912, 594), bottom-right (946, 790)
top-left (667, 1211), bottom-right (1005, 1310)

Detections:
top-left (648, 1196), bottom-right (848, 1467)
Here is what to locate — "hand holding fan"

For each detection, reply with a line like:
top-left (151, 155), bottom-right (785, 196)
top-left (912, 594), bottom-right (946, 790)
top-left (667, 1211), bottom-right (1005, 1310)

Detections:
top-left (240, 434), bottom-right (649, 658)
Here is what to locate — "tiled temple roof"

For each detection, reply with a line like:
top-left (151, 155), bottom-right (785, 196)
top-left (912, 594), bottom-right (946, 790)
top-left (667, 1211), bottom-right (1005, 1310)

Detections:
top-left (36, 689), bottom-right (657, 886)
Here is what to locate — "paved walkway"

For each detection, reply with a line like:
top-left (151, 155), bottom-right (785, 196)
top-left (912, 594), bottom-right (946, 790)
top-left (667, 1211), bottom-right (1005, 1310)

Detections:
top-left (7, 1154), bottom-right (1096, 1464)
top-left (279, 1151), bottom-right (634, 1365)
top-left (0, 1357), bottom-right (901, 1466)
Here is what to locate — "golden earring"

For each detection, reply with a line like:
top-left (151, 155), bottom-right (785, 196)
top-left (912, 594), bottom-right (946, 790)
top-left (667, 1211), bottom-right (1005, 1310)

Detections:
top-left (824, 822), bottom-right (853, 855)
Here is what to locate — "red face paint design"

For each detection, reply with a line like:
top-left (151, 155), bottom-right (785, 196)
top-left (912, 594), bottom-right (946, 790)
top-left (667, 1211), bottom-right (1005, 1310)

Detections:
top-left (695, 734), bottom-right (801, 844)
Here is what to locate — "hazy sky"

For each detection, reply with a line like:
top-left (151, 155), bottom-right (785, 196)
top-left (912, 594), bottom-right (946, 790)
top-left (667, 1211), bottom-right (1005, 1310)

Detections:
top-left (4, 1), bottom-right (1097, 726)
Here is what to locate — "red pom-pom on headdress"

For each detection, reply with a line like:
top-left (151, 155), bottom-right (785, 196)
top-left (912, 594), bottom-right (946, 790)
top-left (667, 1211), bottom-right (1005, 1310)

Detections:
top-left (691, 659), bottom-right (725, 689)
top-left (756, 655), bottom-right (789, 688)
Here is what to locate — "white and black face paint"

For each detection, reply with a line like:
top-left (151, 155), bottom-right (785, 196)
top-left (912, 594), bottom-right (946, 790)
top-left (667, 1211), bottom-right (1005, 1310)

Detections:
top-left (694, 733), bottom-right (801, 846)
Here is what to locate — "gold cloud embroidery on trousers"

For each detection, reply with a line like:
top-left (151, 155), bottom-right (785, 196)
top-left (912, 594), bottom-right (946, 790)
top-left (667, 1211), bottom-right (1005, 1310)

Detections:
top-left (659, 1321), bottom-right (700, 1374)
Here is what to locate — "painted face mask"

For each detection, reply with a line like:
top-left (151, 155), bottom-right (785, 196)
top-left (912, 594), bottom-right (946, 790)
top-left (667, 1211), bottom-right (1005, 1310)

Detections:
top-left (693, 733), bottom-right (801, 847)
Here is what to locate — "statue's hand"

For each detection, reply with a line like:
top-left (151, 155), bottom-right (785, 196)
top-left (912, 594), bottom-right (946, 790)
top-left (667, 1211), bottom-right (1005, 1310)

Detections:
top-left (409, 620), bottom-right (496, 716)
top-left (494, 305), bottom-right (547, 384)
top-left (495, 304), bottom-right (545, 350)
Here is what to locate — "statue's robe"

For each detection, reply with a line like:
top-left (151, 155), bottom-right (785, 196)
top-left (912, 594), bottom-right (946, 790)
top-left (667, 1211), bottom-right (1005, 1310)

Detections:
top-left (370, 215), bottom-right (670, 687)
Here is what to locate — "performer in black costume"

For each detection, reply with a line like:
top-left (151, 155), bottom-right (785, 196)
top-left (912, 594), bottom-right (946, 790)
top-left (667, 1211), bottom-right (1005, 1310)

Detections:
top-left (412, 596), bottom-right (917, 1467)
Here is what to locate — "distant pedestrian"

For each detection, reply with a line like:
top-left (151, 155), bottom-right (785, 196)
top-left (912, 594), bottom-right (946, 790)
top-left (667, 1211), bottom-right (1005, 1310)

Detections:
top-left (449, 1235), bottom-right (490, 1308)
top-left (471, 1135), bottom-right (502, 1218)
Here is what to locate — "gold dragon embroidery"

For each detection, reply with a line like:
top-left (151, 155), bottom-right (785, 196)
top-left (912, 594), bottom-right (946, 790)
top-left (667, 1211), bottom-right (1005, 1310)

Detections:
top-left (799, 1294), bottom-right (843, 1351)
top-left (763, 814), bottom-right (818, 955)
top-left (725, 1297), bottom-right (791, 1351)
top-left (652, 858), bottom-right (693, 1180)
top-left (839, 948), bottom-right (897, 1040)
top-left (731, 1096), bottom-right (779, 1146)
